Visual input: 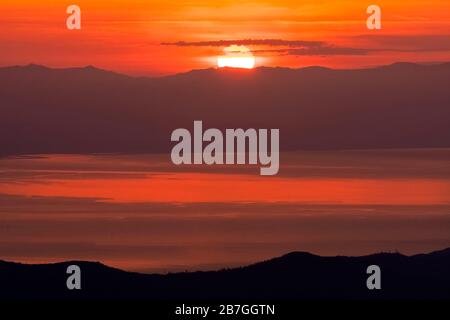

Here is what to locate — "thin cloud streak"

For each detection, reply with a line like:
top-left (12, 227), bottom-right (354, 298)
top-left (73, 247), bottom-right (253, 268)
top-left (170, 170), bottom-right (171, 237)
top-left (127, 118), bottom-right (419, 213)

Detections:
top-left (162, 34), bottom-right (450, 57)
top-left (161, 39), bottom-right (324, 47)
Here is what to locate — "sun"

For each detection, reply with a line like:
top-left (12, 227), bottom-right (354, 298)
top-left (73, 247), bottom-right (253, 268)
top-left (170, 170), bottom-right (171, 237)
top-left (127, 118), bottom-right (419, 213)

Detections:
top-left (217, 45), bottom-right (255, 69)
top-left (217, 56), bottom-right (255, 69)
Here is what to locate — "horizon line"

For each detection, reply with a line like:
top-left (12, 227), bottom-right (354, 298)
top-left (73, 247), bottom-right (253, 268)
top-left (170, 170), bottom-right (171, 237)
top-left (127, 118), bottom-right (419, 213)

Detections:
top-left (1, 60), bottom-right (450, 79)
top-left (1, 246), bottom-right (449, 275)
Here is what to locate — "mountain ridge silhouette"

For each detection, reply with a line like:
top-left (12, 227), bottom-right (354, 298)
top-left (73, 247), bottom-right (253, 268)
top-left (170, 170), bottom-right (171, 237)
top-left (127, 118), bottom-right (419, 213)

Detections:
top-left (1, 248), bottom-right (449, 300)
top-left (3, 61), bottom-right (450, 78)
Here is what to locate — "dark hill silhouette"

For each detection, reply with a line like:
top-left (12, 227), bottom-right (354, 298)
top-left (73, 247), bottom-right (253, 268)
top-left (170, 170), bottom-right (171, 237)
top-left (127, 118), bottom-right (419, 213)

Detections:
top-left (1, 248), bottom-right (449, 300)
top-left (0, 62), bottom-right (449, 156)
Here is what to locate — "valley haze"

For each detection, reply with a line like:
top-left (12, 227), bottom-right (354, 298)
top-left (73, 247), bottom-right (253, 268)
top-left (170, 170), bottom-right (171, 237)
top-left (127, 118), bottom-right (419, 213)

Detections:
top-left (0, 62), bottom-right (449, 156)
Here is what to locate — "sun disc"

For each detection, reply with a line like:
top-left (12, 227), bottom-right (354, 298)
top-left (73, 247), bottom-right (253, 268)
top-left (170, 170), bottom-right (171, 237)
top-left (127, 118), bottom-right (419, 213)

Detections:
top-left (217, 56), bottom-right (255, 69)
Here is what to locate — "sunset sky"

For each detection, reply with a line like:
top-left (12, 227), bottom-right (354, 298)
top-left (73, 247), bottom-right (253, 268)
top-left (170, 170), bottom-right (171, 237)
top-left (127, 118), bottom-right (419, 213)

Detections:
top-left (1, 0), bottom-right (450, 273)
top-left (1, 0), bottom-right (450, 75)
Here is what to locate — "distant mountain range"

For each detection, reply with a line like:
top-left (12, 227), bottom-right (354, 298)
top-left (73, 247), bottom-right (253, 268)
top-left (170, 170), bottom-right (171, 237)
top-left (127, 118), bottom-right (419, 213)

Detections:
top-left (0, 62), bottom-right (449, 156)
top-left (1, 248), bottom-right (449, 300)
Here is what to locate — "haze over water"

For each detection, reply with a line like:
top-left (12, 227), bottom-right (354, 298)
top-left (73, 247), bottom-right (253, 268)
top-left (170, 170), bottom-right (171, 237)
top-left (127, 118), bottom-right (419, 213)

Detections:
top-left (1, 149), bottom-right (449, 272)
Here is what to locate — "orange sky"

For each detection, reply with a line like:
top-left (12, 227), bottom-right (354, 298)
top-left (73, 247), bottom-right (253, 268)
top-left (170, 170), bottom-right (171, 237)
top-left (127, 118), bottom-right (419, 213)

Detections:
top-left (1, 1), bottom-right (450, 74)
